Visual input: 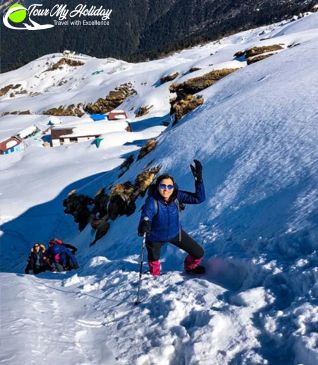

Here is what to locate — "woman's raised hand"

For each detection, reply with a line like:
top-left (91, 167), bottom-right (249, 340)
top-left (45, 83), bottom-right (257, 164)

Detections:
top-left (190, 159), bottom-right (203, 182)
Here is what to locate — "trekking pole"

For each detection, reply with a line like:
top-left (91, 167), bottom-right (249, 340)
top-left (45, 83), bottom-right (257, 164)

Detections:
top-left (134, 233), bottom-right (147, 305)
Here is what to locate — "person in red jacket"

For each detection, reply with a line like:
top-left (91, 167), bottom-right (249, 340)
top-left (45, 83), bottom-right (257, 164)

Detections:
top-left (46, 239), bottom-right (79, 272)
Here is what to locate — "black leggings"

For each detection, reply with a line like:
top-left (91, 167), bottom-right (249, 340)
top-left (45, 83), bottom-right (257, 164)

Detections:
top-left (146, 230), bottom-right (204, 262)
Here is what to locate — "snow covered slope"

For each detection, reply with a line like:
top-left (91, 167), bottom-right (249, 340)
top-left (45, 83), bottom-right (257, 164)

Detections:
top-left (1, 12), bottom-right (318, 365)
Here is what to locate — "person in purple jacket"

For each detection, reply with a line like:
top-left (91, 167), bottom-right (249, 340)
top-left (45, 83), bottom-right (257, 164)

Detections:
top-left (138, 160), bottom-right (205, 276)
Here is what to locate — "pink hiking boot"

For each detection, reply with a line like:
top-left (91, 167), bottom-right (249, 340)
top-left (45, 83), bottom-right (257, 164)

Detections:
top-left (148, 260), bottom-right (160, 276)
top-left (184, 255), bottom-right (205, 274)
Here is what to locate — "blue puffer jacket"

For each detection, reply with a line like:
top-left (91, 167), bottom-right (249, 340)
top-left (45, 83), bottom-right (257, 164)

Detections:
top-left (50, 244), bottom-right (79, 269)
top-left (140, 180), bottom-right (205, 242)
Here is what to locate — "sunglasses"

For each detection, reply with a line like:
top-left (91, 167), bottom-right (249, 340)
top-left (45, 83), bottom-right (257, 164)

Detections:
top-left (159, 184), bottom-right (174, 190)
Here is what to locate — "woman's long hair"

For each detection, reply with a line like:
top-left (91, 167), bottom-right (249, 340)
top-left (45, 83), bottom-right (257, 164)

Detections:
top-left (155, 174), bottom-right (177, 201)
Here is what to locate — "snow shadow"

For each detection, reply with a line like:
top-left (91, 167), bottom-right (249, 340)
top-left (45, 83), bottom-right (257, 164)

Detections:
top-left (205, 257), bottom-right (250, 291)
top-left (0, 147), bottom-right (157, 276)
top-left (130, 114), bottom-right (171, 132)
top-left (0, 164), bottom-right (125, 273)
top-left (124, 137), bottom-right (150, 148)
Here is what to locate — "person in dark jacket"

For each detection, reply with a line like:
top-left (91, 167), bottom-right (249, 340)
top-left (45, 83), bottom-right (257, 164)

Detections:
top-left (47, 239), bottom-right (79, 272)
top-left (25, 243), bottom-right (51, 274)
top-left (138, 160), bottom-right (205, 276)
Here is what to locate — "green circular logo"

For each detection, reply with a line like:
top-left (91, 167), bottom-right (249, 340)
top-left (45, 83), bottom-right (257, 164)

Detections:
top-left (8, 3), bottom-right (27, 23)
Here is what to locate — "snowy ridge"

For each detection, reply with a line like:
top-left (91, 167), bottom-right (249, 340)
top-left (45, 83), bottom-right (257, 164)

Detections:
top-left (1, 13), bottom-right (318, 365)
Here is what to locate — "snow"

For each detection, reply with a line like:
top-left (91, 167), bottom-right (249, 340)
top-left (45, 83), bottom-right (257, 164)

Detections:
top-left (96, 130), bottom-right (160, 150)
top-left (0, 273), bottom-right (115, 365)
top-left (272, 13), bottom-right (318, 37)
top-left (54, 120), bottom-right (130, 138)
top-left (1, 12), bottom-right (318, 365)
top-left (16, 125), bottom-right (38, 139)
top-left (48, 116), bottom-right (62, 125)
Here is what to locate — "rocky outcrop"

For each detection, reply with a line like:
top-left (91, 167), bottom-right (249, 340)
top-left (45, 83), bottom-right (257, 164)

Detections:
top-left (234, 44), bottom-right (284, 65)
top-left (2, 110), bottom-right (31, 115)
top-left (247, 53), bottom-right (275, 65)
top-left (0, 84), bottom-right (22, 97)
top-left (170, 68), bottom-right (239, 98)
top-left (188, 67), bottom-right (201, 73)
top-left (135, 105), bottom-right (153, 117)
top-left (245, 44), bottom-right (284, 58)
top-left (43, 104), bottom-right (84, 117)
top-left (84, 83), bottom-right (137, 114)
top-left (63, 164), bottom-right (161, 245)
top-left (118, 155), bottom-right (134, 177)
top-left (134, 167), bottom-right (161, 196)
top-left (46, 58), bottom-right (84, 71)
top-left (137, 138), bottom-right (157, 160)
top-left (168, 68), bottom-right (237, 124)
top-left (170, 94), bottom-right (204, 124)
top-left (234, 44), bottom-right (284, 58)
top-left (160, 72), bottom-right (179, 84)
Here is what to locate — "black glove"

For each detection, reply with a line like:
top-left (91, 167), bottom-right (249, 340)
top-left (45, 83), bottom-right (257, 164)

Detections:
top-left (190, 159), bottom-right (203, 183)
top-left (138, 218), bottom-right (151, 236)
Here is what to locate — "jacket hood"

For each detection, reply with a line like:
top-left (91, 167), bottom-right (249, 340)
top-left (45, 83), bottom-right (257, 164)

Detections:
top-left (31, 244), bottom-right (46, 253)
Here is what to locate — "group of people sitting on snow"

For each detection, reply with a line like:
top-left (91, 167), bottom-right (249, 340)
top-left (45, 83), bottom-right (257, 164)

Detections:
top-left (25, 238), bottom-right (79, 275)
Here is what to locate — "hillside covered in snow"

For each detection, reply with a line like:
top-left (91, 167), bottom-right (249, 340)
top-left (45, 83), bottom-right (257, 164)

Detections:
top-left (1, 12), bottom-right (318, 365)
